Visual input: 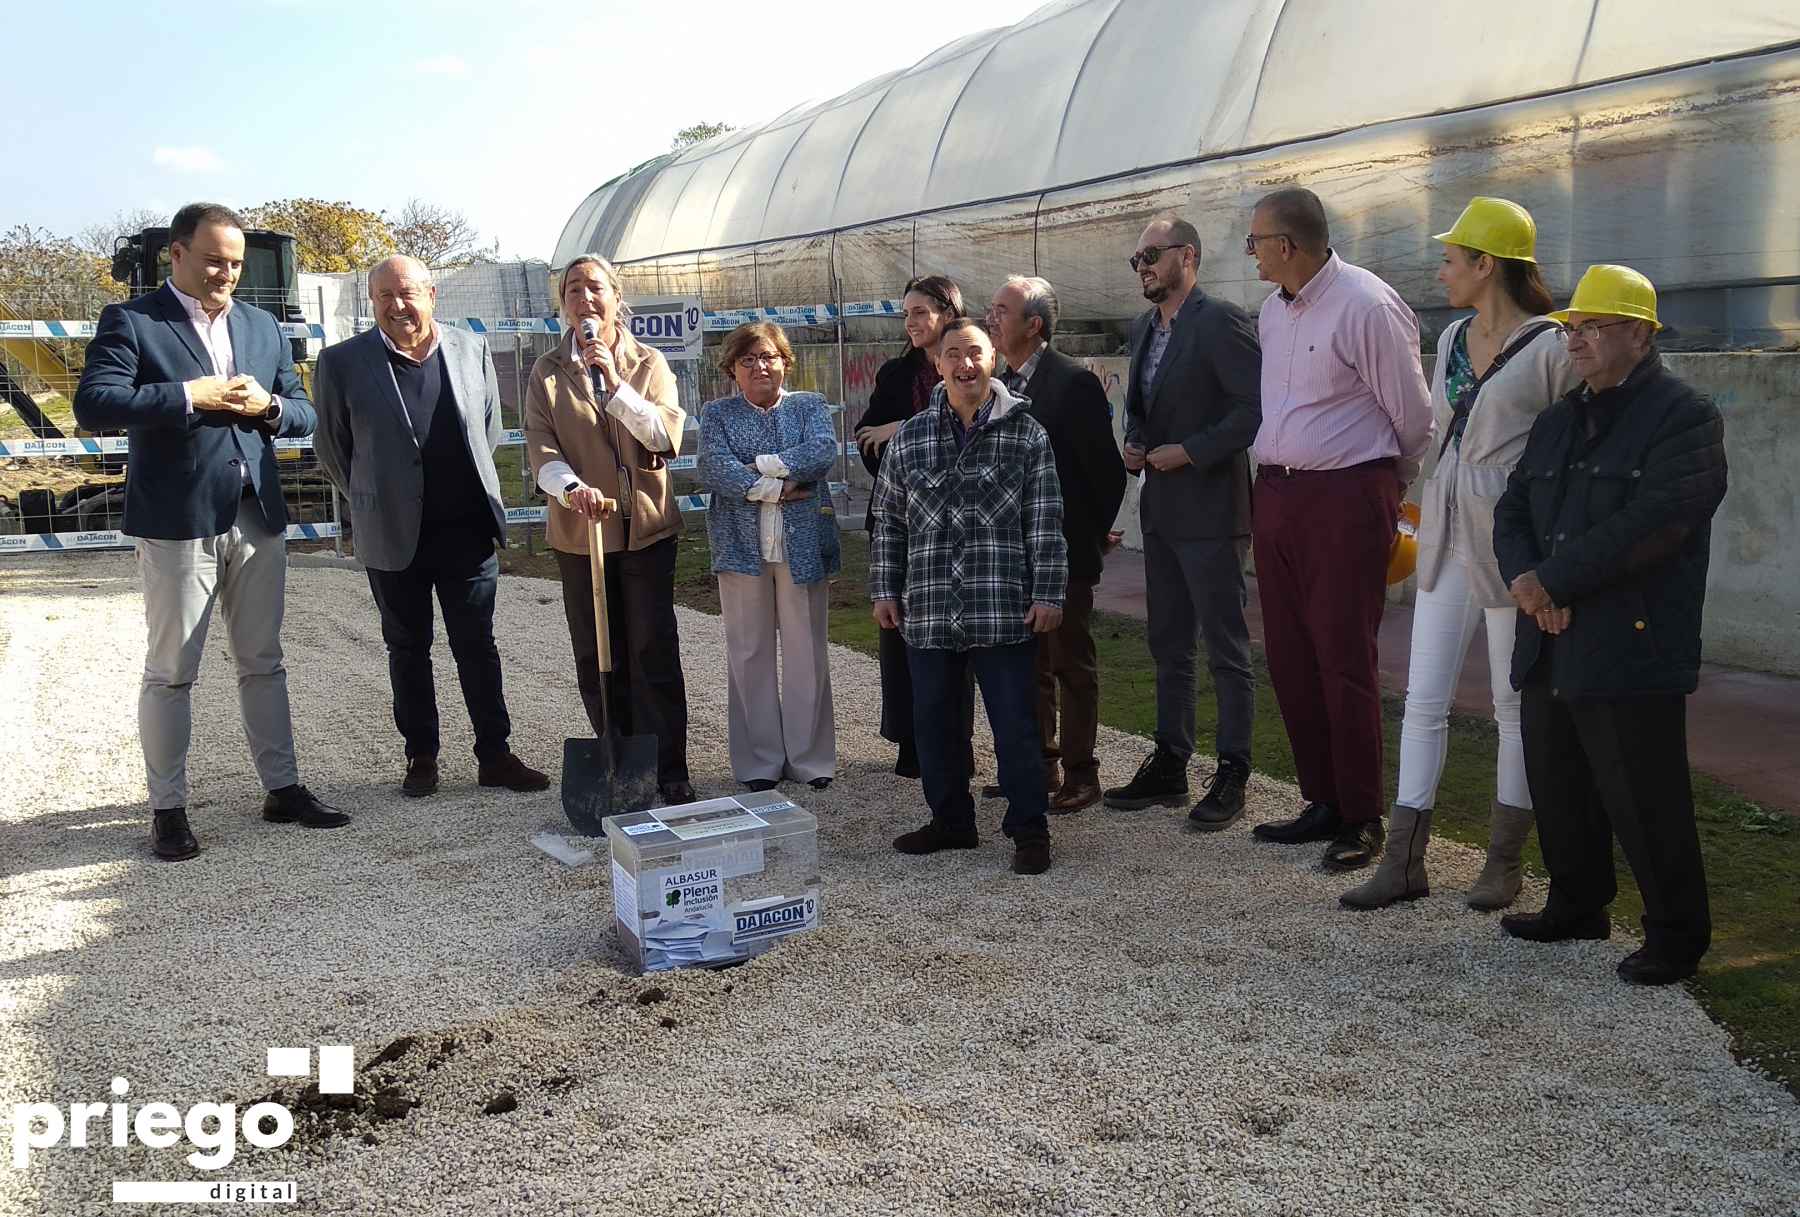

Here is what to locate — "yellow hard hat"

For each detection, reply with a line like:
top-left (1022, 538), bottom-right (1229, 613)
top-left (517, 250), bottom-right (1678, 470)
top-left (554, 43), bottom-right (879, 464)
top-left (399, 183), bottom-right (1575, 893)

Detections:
top-left (1388, 501), bottom-right (1421, 586)
top-left (1549, 264), bottom-right (1662, 330)
top-left (1432, 197), bottom-right (1538, 263)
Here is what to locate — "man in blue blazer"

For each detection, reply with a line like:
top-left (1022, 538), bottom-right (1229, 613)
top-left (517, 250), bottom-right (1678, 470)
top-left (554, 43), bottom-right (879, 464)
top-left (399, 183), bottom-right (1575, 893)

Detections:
top-left (74, 202), bottom-right (348, 861)
top-left (313, 255), bottom-right (547, 798)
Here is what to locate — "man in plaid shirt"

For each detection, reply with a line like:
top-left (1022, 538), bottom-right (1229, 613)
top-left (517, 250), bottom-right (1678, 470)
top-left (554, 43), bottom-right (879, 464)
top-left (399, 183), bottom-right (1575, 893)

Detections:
top-left (870, 318), bottom-right (1069, 875)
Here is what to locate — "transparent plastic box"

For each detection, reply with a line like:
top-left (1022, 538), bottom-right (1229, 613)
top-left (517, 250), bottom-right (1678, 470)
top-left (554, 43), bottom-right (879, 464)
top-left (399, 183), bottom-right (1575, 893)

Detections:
top-left (602, 791), bottom-right (820, 974)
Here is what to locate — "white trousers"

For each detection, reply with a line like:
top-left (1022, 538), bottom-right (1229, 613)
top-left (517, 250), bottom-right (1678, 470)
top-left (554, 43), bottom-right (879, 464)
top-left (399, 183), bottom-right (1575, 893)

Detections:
top-left (1396, 553), bottom-right (1530, 810)
top-left (136, 500), bottom-right (298, 809)
top-left (718, 562), bottom-right (836, 783)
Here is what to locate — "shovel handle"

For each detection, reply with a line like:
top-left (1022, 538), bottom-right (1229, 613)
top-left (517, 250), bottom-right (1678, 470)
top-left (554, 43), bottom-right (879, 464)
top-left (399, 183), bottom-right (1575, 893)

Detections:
top-left (588, 512), bottom-right (615, 673)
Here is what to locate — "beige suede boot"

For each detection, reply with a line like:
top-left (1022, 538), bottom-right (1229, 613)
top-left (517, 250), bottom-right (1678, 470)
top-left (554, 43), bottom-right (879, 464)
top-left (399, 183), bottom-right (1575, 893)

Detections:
top-left (1340, 805), bottom-right (1430, 910)
top-left (1466, 801), bottom-right (1533, 911)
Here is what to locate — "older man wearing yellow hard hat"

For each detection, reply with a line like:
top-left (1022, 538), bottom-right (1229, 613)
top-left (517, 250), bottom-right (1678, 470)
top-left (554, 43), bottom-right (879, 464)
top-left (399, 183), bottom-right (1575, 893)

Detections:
top-left (1491, 264), bottom-right (1728, 986)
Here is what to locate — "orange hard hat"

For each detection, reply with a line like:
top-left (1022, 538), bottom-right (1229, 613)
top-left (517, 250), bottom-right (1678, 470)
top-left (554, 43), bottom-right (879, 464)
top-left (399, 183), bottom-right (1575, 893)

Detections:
top-left (1388, 501), bottom-right (1421, 585)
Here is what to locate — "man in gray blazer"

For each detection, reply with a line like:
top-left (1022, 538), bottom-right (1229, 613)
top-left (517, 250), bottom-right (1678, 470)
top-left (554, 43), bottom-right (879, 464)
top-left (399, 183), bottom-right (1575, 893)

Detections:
top-left (1102, 214), bottom-right (1263, 828)
top-left (314, 256), bottom-right (547, 797)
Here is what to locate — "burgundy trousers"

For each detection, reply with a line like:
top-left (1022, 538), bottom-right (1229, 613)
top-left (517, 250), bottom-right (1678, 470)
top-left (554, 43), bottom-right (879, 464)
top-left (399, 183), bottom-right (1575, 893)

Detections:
top-left (1251, 462), bottom-right (1400, 825)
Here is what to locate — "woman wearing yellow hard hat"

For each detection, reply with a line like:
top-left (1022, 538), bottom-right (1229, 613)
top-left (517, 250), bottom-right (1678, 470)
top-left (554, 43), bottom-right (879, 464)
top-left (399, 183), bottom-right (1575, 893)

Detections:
top-left (1343, 197), bottom-right (1580, 912)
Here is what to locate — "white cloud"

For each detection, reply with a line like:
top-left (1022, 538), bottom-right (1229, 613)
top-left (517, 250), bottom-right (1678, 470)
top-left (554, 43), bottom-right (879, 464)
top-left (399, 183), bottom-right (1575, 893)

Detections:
top-left (414, 55), bottom-right (468, 78)
top-left (152, 146), bottom-right (224, 173)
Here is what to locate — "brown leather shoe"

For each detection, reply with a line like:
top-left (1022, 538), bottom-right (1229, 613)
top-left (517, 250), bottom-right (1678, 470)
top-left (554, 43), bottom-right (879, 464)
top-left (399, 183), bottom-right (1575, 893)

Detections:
top-left (478, 753), bottom-right (550, 793)
top-left (1049, 782), bottom-right (1100, 814)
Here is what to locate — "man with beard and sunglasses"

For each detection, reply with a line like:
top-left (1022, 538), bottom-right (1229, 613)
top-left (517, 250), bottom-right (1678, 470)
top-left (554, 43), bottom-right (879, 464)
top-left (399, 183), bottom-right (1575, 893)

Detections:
top-left (1103, 214), bottom-right (1263, 835)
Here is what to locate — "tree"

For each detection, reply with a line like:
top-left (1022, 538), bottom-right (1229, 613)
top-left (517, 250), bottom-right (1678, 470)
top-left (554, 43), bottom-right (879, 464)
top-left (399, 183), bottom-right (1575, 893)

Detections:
top-left (671, 121), bottom-right (736, 150)
top-left (392, 198), bottom-right (497, 269)
top-left (75, 208), bottom-right (167, 260)
top-left (242, 198), bottom-right (396, 273)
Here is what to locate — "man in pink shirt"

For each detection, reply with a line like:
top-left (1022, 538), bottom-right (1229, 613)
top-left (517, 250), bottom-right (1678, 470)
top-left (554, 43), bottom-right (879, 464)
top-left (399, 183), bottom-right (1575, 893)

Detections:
top-left (1244, 188), bottom-right (1433, 873)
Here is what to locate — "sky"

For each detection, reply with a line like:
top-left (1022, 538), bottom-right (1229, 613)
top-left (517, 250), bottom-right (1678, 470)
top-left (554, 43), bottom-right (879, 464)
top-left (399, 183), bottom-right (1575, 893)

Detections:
top-left (1, 0), bottom-right (1049, 261)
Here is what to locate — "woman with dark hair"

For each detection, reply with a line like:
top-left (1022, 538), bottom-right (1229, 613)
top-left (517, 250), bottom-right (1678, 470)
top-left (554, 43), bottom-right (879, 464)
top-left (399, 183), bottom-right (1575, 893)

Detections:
top-left (854, 275), bottom-right (974, 778)
top-left (1344, 197), bottom-right (1579, 911)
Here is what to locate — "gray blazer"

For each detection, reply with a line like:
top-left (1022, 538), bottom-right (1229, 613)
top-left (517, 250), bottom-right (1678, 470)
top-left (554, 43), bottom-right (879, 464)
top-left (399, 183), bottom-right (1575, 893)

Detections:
top-left (1123, 287), bottom-right (1262, 540)
top-left (313, 324), bottom-right (507, 571)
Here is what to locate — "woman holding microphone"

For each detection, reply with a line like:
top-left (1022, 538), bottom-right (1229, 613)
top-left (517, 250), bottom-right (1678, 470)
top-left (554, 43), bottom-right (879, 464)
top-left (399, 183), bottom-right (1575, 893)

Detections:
top-left (1343, 198), bottom-right (1578, 911)
top-left (526, 254), bottom-right (693, 806)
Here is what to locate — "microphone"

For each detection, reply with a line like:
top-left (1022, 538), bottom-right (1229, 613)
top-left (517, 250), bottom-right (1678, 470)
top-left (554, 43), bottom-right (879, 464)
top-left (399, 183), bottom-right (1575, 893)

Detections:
top-left (579, 318), bottom-right (606, 397)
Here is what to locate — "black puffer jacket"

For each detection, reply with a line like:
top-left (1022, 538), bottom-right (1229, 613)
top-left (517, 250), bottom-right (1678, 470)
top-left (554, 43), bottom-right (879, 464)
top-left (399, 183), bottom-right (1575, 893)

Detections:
top-left (1494, 354), bottom-right (1727, 698)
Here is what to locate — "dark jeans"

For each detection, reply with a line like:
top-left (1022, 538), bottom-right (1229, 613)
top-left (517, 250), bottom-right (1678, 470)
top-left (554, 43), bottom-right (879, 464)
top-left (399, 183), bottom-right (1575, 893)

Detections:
top-left (878, 624), bottom-right (974, 772)
top-left (1143, 534), bottom-right (1254, 768)
top-left (554, 537), bottom-right (689, 785)
top-left (1252, 463), bottom-right (1398, 824)
top-left (365, 522), bottom-right (510, 763)
top-left (909, 641), bottom-right (1048, 842)
top-left (1037, 575), bottom-right (1102, 784)
top-left (1522, 672), bottom-right (1711, 963)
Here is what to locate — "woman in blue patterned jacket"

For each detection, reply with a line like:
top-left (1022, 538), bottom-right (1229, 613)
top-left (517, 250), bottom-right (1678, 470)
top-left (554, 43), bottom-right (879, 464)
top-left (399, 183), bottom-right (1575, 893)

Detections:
top-left (698, 322), bottom-right (840, 791)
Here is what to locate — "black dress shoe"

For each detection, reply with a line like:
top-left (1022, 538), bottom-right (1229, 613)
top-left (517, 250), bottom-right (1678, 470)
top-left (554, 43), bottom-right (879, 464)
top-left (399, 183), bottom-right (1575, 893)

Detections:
top-left (151, 809), bottom-right (200, 861)
top-left (1012, 836), bottom-right (1051, 875)
top-left (893, 822), bottom-right (979, 855)
top-left (402, 756), bottom-right (439, 798)
top-left (1617, 947), bottom-right (1699, 986)
top-left (262, 785), bottom-right (351, 829)
top-left (743, 779), bottom-right (778, 792)
top-left (808, 777), bottom-right (832, 791)
top-left (1500, 908), bottom-right (1611, 943)
top-left (1252, 802), bottom-right (1341, 844)
top-left (478, 752), bottom-right (550, 793)
top-left (1322, 817), bottom-right (1385, 872)
top-left (659, 780), bottom-right (696, 806)
top-left (1187, 759), bottom-right (1250, 831)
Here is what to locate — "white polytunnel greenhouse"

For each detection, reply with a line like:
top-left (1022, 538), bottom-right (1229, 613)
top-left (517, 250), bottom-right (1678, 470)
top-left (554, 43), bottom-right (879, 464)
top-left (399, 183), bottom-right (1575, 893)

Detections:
top-left (554, 0), bottom-right (1800, 349)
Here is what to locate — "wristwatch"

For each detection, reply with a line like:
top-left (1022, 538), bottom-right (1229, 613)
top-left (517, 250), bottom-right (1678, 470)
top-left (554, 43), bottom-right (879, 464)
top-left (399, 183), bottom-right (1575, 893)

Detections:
top-left (557, 479), bottom-right (580, 509)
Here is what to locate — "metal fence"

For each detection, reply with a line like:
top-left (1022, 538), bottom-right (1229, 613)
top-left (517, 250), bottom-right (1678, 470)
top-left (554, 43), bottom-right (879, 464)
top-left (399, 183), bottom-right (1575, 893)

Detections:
top-left (0, 262), bottom-right (913, 555)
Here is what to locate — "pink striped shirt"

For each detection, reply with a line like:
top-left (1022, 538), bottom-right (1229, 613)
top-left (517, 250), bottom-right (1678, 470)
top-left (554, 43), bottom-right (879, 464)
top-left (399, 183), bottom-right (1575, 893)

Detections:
top-left (1253, 253), bottom-right (1433, 484)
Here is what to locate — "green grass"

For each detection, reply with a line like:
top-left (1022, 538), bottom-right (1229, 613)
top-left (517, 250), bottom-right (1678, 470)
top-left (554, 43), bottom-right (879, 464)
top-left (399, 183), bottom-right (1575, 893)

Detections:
top-left (500, 527), bottom-right (1800, 1098)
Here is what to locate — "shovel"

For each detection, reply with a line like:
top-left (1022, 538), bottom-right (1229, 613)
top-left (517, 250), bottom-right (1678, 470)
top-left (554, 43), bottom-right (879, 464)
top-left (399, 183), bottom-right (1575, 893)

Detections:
top-left (562, 511), bottom-right (661, 835)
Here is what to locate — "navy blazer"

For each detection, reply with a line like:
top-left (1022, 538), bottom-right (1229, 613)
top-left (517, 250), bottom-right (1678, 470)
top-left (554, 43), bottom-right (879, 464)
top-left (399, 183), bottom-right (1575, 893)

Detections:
top-left (1122, 287), bottom-right (1262, 540)
top-left (73, 284), bottom-right (315, 539)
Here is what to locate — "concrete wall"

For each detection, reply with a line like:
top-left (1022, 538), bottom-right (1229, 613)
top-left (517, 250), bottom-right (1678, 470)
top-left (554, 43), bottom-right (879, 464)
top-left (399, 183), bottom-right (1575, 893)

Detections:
top-left (1669, 353), bottom-right (1800, 675)
top-left (1083, 351), bottom-right (1800, 677)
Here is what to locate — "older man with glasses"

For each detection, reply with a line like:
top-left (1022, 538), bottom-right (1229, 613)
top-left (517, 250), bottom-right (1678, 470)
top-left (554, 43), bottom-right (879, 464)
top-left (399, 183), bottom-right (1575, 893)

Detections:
top-left (1243, 188), bottom-right (1433, 877)
top-left (1493, 265), bottom-right (1728, 986)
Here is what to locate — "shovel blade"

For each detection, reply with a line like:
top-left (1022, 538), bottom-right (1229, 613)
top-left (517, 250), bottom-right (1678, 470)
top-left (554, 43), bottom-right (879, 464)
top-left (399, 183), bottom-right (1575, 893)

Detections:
top-left (561, 732), bottom-right (663, 836)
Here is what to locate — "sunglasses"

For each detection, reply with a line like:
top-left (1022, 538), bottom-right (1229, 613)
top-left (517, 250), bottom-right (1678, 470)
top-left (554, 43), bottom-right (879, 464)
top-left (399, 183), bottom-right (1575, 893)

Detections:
top-left (1244, 232), bottom-right (1292, 255)
top-left (1128, 243), bottom-right (1190, 273)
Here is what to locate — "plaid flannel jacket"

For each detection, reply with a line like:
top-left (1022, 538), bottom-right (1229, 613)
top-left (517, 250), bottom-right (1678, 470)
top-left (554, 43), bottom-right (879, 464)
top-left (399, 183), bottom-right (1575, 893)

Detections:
top-left (869, 378), bottom-right (1067, 651)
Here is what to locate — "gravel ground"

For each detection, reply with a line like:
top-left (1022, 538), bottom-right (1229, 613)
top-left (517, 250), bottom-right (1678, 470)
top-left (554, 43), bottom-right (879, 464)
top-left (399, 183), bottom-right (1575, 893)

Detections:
top-left (2, 551), bottom-right (1797, 1217)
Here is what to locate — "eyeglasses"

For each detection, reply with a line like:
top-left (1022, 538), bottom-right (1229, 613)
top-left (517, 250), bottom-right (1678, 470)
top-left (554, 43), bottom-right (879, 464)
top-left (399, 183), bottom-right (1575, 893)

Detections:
top-left (1128, 244), bottom-right (1190, 272)
top-left (736, 352), bottom-right (785, 369)
top-left (1244, 232), bottom-right (1291, 255)
top-left (1558, 319), bottom-right (1639, 344)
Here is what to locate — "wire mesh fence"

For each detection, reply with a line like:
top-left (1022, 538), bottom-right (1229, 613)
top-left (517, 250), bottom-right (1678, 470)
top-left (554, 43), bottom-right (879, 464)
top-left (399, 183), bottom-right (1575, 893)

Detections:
top-left (0, 262), bottom-right (931, 554)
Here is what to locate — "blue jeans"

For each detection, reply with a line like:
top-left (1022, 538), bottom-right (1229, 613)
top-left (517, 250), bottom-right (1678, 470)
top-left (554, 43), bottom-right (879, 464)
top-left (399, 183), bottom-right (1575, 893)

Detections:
top-left (908, 641), bottom-right (1049, 842)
